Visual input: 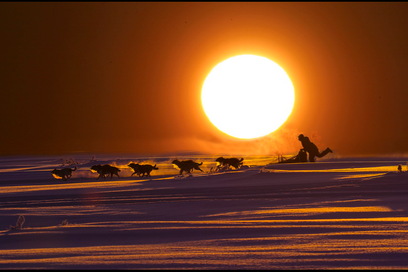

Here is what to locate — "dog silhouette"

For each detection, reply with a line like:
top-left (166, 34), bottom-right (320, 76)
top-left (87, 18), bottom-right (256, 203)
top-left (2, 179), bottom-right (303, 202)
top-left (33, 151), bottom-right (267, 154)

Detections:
top-left (128, 163), bottom-right (158, 177)
top-left (90, 164), bottom-right (120, 179)
top-left (51, 167), bottom-right (76, 181)
top-left (215, 157), bottom-right (244, 170)
top-left (172, 159), bottom-right (203, 175)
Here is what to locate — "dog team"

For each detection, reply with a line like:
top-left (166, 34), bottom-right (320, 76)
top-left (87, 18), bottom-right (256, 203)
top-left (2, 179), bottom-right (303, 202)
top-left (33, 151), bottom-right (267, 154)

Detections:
top-left (51, 156), bottom-right (245, 181)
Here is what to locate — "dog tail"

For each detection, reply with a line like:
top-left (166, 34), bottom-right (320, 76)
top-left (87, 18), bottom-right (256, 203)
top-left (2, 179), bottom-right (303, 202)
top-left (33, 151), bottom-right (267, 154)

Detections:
top-left (72, 166), bottom-right (77, 171)
top-left (153, 164), bottom-right (158, 170)
top-left (239, 158), bottom-right (244, 162)
top-left (198, 162), bottom-right (203, 166)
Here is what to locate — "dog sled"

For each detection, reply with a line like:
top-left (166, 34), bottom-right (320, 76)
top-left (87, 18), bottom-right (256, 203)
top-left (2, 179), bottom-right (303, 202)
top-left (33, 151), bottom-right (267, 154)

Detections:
top-left (278, 149), bottom-right (308, 164)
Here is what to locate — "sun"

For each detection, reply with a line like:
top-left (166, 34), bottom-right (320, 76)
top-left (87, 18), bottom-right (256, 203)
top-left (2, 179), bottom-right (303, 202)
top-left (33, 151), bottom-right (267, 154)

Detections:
top-left (201, 54), bottom-right (295, 139)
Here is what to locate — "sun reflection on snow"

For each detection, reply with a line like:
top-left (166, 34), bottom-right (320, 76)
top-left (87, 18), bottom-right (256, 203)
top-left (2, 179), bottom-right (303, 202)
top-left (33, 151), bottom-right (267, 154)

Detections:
top-left (1, 223), bottom-right (408, 269)
top-left (204, 206), bottom-right (393, 219)
top-left (336, 173), bottom-right (387, 180)
top-left (266, 164), bottom-right (399, 181)
top-left (271, 165), bottom-right (398, 173)
top-left (0, 180), bottom-right (145, 194)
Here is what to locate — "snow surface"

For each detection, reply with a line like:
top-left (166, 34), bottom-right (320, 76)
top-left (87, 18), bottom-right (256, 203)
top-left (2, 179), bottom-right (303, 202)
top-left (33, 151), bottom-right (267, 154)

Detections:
top-left (1, 154), bottom-right (408, 269)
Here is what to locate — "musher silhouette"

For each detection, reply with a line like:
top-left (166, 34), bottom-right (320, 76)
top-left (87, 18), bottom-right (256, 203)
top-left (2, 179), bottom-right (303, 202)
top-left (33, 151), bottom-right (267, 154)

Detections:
top-left (298, 134), bottom-right (332, 162)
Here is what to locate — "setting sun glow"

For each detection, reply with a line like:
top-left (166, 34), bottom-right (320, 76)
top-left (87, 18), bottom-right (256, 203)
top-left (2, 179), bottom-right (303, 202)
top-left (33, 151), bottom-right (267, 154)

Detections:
top-left (201, 54), bottom-right (295, 139)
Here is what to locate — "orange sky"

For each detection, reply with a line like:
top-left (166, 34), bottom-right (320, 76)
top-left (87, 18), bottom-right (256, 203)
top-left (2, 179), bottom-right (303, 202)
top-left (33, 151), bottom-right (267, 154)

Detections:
top-left (1, 2), bottom-right (408, 157)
